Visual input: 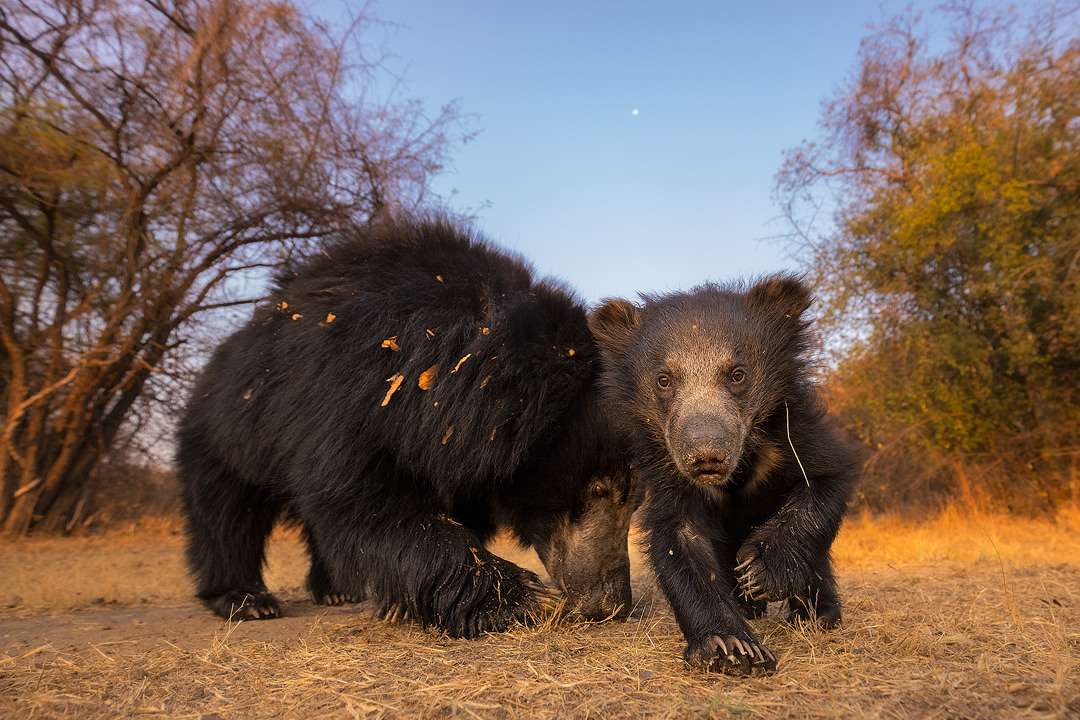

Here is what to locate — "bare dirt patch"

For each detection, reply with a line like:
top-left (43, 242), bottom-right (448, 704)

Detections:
top-left (2, 512), bottom-right (1079, 719)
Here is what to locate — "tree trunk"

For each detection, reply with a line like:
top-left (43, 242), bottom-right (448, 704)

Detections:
top-left (0, 336), bottom-right (163, 534)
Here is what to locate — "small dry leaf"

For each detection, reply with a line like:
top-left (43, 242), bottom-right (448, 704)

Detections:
top-left (279, 301), bottom-right (288, 310)
top-left (435, 275), bottom-right (444, 283)
top-left (452, 354), bottom-right (472, 373)
top-left (326, 313), bottom-right (336, 323)
top-left (242, 389), bottom-right (253, 400)
top-left (425, 329), bottom-right (436, 339)
top-left (381, 374), bottom-right (404, 406)
top-left (418, 365), bottom-right (439, 390)
top-left (567, 348), bottom-right (575, 356)
top-left (442, 426), bottom-right (454, 445)
top-left (291, 314), bottom-right (303, 320)
top-left (481, 327), bottom-right (490, 335)
top-left (381, 337), bottom-right (400, 351)
top-left (480, 375), bottom-right (491, 389)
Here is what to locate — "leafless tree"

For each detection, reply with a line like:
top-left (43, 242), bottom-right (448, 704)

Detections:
top-left (0, 0), bottom-right (469, 533)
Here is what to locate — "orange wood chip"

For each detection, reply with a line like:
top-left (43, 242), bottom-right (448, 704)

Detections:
top-left (419, 365), bottom-right (439, 390)
top-left (381, 374), bottom-right (404, 406)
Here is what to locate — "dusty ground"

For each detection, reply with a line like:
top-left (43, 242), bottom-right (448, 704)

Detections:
top-left (1, 510), bottom-right (1079, 719)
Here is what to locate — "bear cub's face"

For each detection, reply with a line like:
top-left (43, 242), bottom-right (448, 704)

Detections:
top-left (648, 326), bottom-right (757, 485)
top-left (590, 275), bottom-right (813, 490)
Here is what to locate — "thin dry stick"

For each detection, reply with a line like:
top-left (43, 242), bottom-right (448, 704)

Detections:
top-left (983, 529), bottom-right (1021, 629)
top-left (785, 400), bottom-right (810, 487)
top-left (0, 644), bottom-right (51, 666)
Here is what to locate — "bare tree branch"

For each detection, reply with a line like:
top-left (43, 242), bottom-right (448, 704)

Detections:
top-left (0, 0), bottom-right (470, 534)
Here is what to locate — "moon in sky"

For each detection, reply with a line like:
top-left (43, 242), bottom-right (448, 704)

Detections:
top-left (631, 109), bottom-right (639, 116)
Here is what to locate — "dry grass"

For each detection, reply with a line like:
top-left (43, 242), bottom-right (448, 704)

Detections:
top-left (2, 508), bottom-right (1079, 719)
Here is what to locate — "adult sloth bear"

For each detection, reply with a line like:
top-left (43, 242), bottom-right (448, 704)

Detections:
top-left (589, 275), bottom-right (858, 674)
top-left (177, 216), bottom-right (634, 638)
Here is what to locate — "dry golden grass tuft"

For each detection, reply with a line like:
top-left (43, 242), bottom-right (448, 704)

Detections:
top-left (2, 507), bottom-right (1078, 719)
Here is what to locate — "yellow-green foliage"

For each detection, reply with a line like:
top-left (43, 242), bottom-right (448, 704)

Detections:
top-left (777, 3), bottom-right (1080, 510)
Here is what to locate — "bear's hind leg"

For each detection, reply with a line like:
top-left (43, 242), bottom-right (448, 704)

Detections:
top-left (304, 531), bottom-right (364, 606)
top-left (181, 466), bottom-right (283, 620)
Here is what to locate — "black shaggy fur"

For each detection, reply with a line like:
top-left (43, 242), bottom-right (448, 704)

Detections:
top-left (589, 274), bottom-right (858, 675)
top-left (176, 216), bottom-right (634, 638)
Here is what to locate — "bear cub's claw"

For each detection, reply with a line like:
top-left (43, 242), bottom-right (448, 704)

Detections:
top-left (734, 552), bottom-right (774, 602)
top-left (685, 634), bottom-right (778, 676)
top-left (735, 541), bottom-right (809, 603)
top-left (523, 577), bottom-right (565, 618)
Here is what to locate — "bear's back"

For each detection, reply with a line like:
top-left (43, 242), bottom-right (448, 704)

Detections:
top-left (187, 216), bottom-right (600, 496)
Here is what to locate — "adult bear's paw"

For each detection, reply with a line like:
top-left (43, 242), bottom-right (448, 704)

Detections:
top-left (313, 591), bottom-right (363, 606)
top-left (684, 633), bottom-right (778, 676)
top-left (308, 562), bottom-right (365, 606)
top-left (452, 557), bottom-right (548, 638)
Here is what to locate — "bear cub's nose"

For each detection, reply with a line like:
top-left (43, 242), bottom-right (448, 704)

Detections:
top-left (685, 447), bottom-right (731, 481)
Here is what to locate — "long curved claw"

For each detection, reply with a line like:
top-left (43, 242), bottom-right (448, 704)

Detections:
top-left (736, 558), bottom-right (776, 603)
top-left (524, 578), bottom-right (564, 599)
top-left (707, 634), bottom-right (778, 675)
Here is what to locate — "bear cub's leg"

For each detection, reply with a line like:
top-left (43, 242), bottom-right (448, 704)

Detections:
top-left (784, 555), bottom-right (842, 628)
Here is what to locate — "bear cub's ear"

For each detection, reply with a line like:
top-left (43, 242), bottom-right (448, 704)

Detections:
top-left (589, 298), bottom-right (641, 356)
top-left (744, 273), bottom-right (813, 327)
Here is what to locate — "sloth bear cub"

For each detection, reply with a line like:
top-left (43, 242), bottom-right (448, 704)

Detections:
top-left (589, 274), bottom-right (858, 674)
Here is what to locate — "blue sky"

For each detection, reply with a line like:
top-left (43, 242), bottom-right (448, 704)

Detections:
top-left (303, 2), bottom-right (946, 303)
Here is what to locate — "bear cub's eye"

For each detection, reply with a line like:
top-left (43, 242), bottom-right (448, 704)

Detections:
top-left (730, 367), bottom-right (746, 383)
top-left (657, 373), bottom-right (672, 389)
top-left (593, 483), bottom-right (609, 498)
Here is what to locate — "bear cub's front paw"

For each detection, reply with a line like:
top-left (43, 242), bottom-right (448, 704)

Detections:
top-left (734, 539), bottom-right (810, 603)
top-left (684, 633), bottom-right (778, 676)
